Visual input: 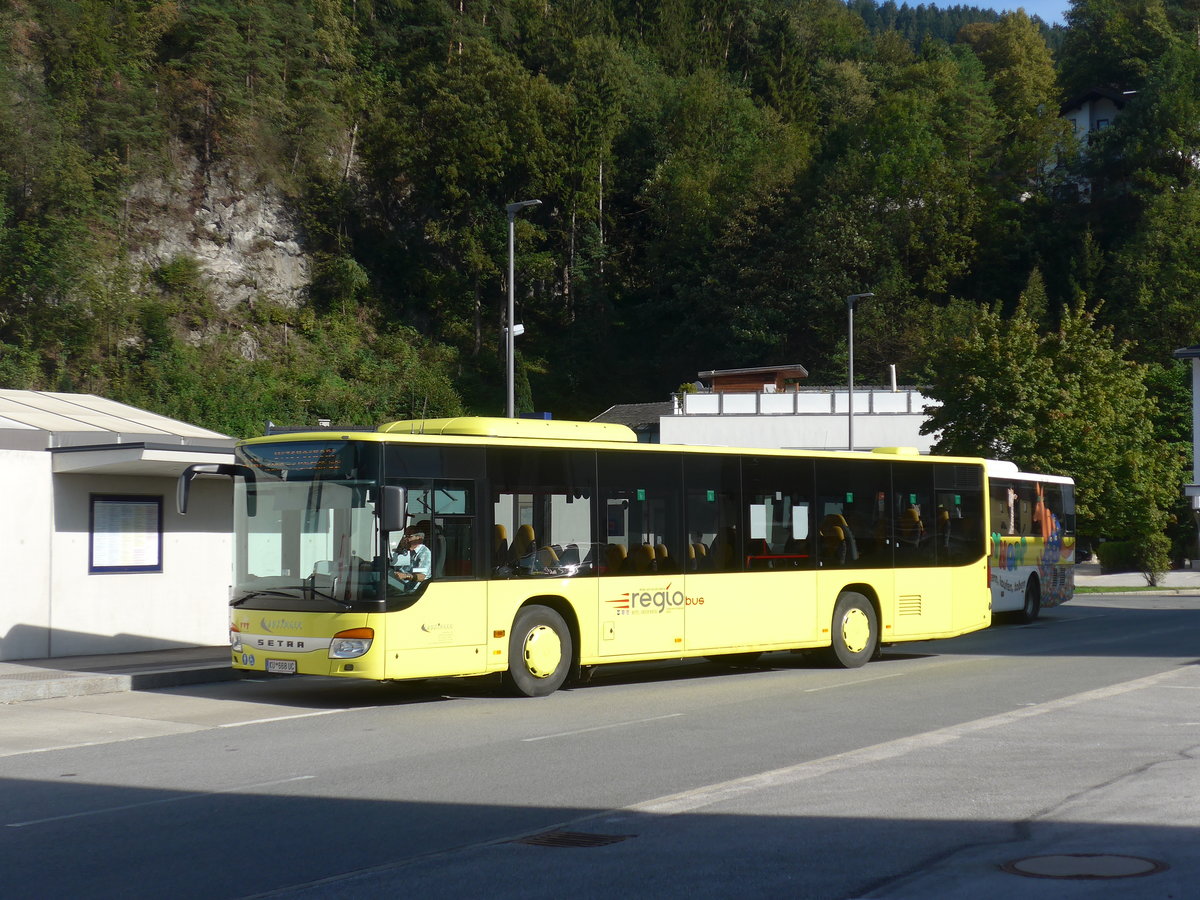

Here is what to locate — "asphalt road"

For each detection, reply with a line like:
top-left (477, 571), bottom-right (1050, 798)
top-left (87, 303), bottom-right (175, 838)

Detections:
top-left (2, 594), bottom-right (1198, 900)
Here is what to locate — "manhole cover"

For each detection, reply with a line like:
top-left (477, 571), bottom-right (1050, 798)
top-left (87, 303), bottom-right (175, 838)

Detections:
top-left (513, 830), bottom-right (632, 848)
top-left (1002, 854), bottom-right (1168, 880)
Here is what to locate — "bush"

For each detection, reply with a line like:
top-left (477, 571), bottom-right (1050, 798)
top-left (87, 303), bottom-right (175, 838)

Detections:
top-left (1096, 541), bottom-right (1136, 573)
top-left (1133, 530), bottom-right (1171, 587)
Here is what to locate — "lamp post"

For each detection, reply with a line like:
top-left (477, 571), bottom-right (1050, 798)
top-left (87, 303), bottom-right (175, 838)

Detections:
top-left (506, 199), bottom-right (541, 418)
top-left (846, 292), bottom-right (875, 451)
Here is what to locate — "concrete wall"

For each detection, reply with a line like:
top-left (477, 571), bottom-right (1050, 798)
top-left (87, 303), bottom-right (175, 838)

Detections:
top-left (660, 413), bottom-right (935, 452)
top-left (662, 389), bottom-right (938, 452)
top-left (0, 454), bottom-right (233, 661)
top-left (0, 449), bottom-right (54, 659)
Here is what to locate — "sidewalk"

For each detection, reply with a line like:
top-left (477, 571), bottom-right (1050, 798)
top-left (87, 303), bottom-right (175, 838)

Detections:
top-left (0, 645), bottom-right (237, 704)
top-left (2, 563), bottom-right (1196, 705)
top-left (1074, 559), bottom-right (1200, 591)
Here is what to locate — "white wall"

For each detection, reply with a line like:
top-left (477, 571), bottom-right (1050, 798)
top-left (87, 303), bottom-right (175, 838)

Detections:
top-left (45, 473), bottom-right (232, 657)
top-left (0, 449), bottom-right (54, 659)
top-left (661, 414), bottom-right (935, 451)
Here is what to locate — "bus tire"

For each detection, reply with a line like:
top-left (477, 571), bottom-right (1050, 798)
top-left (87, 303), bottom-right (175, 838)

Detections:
top-left (504, 605), bottom-right (573, 697)
top-left (827, 592), bottom-right (878, 668)
top-left (1018, 576), bottom-right (1041, 623)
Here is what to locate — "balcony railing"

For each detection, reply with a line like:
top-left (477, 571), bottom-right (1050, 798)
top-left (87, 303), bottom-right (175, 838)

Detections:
top-left (673, 388), bottom-right (932, 417)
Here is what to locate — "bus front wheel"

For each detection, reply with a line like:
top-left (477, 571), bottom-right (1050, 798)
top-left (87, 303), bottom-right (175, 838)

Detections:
top-left (827, 592), bottom-right (878, 668)
top-left (1018, 576), bottom-right (1041, 623)
top-left (504, 605), bottom-right (573, 697)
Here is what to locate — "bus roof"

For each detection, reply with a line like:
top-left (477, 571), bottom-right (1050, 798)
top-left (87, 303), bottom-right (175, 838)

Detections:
top-left (985, 459), bottom-right (1074, 484)
top-left (241, 418), bottom-right (991, 465)
top-left (377, 417), bottom-right (638, 443)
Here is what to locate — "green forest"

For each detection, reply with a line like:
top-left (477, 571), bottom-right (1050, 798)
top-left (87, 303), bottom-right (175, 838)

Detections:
top-left (3, 0), bottom-right (1200, 569)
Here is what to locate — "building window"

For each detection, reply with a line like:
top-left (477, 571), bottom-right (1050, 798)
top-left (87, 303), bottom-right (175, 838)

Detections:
top-left (89, 494), bottom-right (163, 573)
top-left (1094, 118), bottom-right (1109, 130)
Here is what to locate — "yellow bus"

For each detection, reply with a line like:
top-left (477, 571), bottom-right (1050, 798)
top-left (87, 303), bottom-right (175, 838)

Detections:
top-left (179, 417), bottom-right (993, 696)
top-left (986, 460), bottom-right (1076, 623)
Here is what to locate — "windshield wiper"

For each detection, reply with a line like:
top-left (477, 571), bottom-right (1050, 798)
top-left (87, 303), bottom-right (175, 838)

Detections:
top-left (232, 587), bottom-right (352, 609)
top-left (306, 585), bottom-right (352, 609)
top-left (231, 589), bottom-right (298, 607)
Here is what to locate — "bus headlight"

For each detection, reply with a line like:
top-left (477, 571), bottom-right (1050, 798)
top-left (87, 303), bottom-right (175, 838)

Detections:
top-left (230, 627), bottom-right (243, 652)
top-left (329, 627), bottom-right (374, 659)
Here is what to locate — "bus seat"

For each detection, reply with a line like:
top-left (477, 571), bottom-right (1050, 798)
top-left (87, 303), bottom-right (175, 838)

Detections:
top-left (606, 543), bottom-right (627, 573)
top-left (655, 542), bottom-right (679, 573)
top-left (511, 523), bottom-right (536, 561)
top-left (630, 543), bottom-right (656, 573)
top-left (493, 524), bottom-right (508, 560)
top-left (820, 523), bottom-right (846, 565)
top-left (536, 545), bottom-right (559, 570)
top-left (899, 508), bottom-right (923, 545)
top-left (710, 527), bottom-right (737, 571)
top-left (938, 507), bottom-right (951, 546)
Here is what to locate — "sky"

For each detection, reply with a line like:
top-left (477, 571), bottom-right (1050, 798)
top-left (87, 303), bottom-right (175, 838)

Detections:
top-left (996, 1), bottom-right (1069, 24)
top-left (926, 0), bottom-right (1070, 25)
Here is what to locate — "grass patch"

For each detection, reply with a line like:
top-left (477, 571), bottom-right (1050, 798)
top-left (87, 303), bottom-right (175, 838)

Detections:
top-left (1075, 585), bottom-right (1177, 594)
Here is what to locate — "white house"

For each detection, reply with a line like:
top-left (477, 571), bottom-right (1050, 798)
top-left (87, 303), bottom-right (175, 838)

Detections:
top-left (1060, 87), bottom-right (1131, 146)
top-left (595, 366), bottom-right (939, 452)
top-left (0, 390), bottom-right (236, 660)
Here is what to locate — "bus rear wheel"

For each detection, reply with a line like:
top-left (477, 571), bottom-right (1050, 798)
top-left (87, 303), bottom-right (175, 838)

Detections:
top-left (504, 605), bottom-right (573, 697)
top-left (827, 592), bottom-right (878, 668)
top-left (1018, 576), bottom-right (1041, 623)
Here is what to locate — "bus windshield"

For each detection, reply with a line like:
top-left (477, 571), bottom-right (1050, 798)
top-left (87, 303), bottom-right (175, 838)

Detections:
top-left (233, 441), bottom-right (386, 610)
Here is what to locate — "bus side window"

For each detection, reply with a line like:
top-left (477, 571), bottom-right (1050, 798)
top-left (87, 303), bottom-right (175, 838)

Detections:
top-left (598, 452), bottom-right (683, 576)
top-left (741, 455), bottom-right (815, 570)
top-left (814, 458), bottom-right (890, 569)
top-left (684, 454), bottom-right (741, 573)
top-left (488, 448), bottom-right (596, 578)
top-left (892, 461), bottom-right (936, 567)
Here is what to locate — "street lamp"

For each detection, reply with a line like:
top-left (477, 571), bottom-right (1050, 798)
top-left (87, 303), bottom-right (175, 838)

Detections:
top-left (846, 292), bottom-right (875, 451)
top-left (506, 199), bottom-right (541, 418)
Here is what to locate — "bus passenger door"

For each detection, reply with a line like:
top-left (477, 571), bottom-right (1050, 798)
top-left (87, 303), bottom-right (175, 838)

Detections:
top-left (383, 481), bottom-right (489, 678)
top-left (597, 455), bottom-right (685, 658)
top-left (684, 456), bottom-right (818, 653)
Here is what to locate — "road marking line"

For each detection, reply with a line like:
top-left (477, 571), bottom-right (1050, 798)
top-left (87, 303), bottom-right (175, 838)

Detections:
top-left (5, 776), bottom-right (315, 828)
top-left (218, 707), bottom-right (375, 728)
top-left (803, 670), bottom-right (909, 692)
top-left (522, 713), bottom-right (684, 742)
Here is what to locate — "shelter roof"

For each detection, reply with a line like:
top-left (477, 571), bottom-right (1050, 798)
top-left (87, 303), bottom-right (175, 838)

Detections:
top-left (0, 390), bottom-right (235, 475)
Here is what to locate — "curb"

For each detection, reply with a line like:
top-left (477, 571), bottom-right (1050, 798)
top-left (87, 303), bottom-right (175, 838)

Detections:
top-left (0, 663), bottom-right (242, 705)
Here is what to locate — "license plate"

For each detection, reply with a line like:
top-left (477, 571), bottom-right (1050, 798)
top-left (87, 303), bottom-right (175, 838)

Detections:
top-left (266, 659), bottom-right (297, 675)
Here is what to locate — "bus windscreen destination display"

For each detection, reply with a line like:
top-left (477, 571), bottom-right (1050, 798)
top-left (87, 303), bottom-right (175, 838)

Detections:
top-left (241, 441), bottom-right (366, 479)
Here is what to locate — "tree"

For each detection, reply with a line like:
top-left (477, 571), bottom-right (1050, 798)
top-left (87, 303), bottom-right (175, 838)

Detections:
top-left (922, 299), bottom-right (1181, 580)
top-left (959, 11), bottom-right (1067, 195)
top-left (1058, 0), bottom-right (1177, 99)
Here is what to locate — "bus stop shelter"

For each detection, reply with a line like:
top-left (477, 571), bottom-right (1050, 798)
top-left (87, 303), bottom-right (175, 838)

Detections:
top-left (0, 390), bottom-right (236, 661)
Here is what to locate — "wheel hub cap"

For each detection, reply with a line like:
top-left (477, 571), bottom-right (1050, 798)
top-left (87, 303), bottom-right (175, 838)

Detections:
top-left (523, 625), bottom-right (562, 678)
top-left (842, 608), bottom-right (870, 654)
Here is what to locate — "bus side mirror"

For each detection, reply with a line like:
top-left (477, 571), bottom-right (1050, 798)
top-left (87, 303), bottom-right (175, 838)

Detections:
top-left (178, 463), bottom-right (256, 516)
top-left (381, 485), bottom-right (408, 534)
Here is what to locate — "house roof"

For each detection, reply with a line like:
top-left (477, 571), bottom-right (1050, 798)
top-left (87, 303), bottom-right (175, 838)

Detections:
top-left (0, 390), bottom-right (235, 475)
top-left (591, 401), bottom-right (673, 430)
top-left (1060, 86), bottom-right (1132, 115)
top-left (0, 390), bottom-right (231, 447)
top-left (1174, 345), bottom-right (1200, 361)
top-left (697, 364), bottom-right (809, 381)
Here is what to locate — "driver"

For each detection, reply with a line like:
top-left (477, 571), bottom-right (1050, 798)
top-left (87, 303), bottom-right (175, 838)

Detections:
top-left (391, 527), bottom-right (432, 589)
